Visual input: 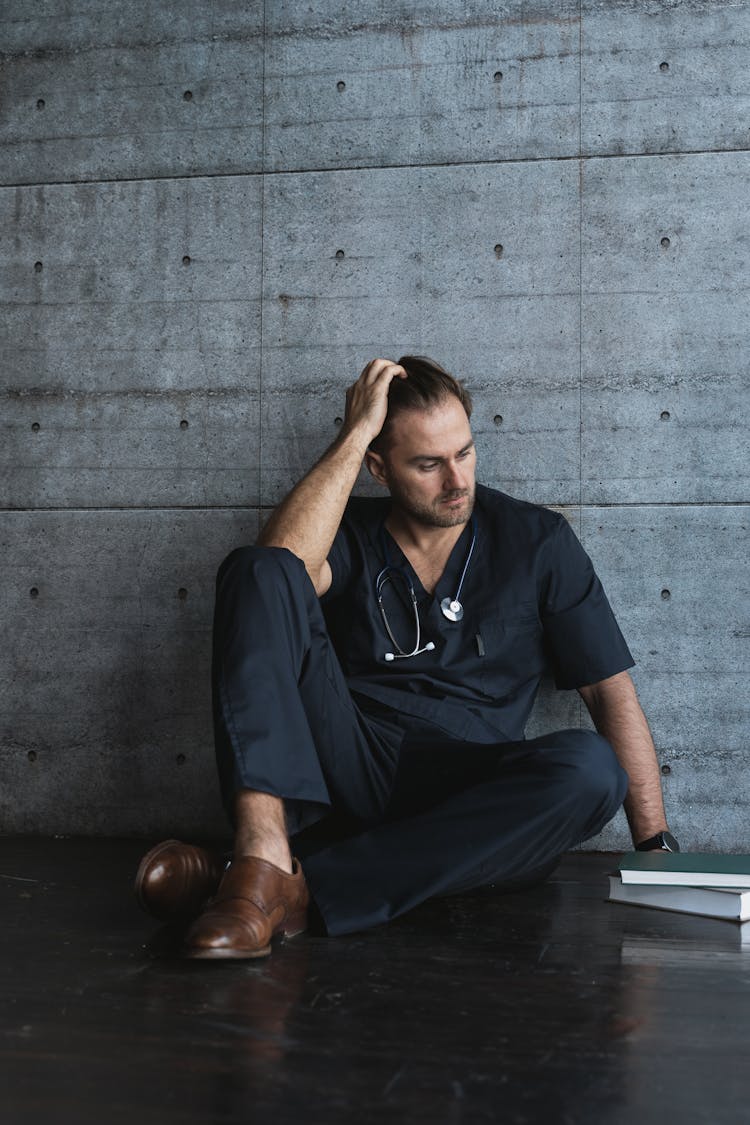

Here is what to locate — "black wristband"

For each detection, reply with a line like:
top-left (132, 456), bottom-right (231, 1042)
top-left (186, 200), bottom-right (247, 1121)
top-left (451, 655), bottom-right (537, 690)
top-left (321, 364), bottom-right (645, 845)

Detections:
top-left (635, 831), bottom-right (680, 853)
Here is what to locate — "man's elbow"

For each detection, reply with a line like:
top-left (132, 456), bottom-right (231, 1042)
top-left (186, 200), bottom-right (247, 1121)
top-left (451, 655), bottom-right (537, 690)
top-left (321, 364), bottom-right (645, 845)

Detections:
top-left (578, 669), bottom-right (634, 712)
top-left (313, 559), bottom-right (332, 598)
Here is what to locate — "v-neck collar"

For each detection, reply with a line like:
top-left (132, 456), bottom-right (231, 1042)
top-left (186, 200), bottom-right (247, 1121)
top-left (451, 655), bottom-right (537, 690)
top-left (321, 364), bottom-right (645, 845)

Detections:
top-left (380, 518), bottom-right (475, 606)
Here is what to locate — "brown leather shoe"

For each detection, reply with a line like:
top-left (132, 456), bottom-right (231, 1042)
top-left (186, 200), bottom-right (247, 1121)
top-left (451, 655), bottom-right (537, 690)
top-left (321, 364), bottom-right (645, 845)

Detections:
top-left (183, 855), bottom-right (310, 959)
top-left (134, 839), bottom-right (226, 922)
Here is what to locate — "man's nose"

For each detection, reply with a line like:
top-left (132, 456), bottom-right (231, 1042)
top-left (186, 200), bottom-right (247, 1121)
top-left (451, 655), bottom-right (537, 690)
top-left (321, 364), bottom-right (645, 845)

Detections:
top-left (443, 462), bottom-right (466, 491)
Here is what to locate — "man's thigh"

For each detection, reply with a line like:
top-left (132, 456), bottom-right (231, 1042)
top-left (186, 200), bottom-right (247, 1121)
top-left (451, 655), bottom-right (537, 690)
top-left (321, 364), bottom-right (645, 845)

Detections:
top-left (383, 727), bottom-right (625, 823)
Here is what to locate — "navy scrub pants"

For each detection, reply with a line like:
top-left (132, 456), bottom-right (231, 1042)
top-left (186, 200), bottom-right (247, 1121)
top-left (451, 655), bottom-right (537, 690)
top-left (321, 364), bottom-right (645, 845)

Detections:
top-left (212, 545), bottom-right (628, 937)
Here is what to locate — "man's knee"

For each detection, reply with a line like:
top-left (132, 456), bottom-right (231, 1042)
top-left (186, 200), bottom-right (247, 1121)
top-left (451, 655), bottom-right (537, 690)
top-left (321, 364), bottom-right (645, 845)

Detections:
top-left (546, 728), bottom-right (628, 814)
top-left (217, 544), bottom-right (308, 591)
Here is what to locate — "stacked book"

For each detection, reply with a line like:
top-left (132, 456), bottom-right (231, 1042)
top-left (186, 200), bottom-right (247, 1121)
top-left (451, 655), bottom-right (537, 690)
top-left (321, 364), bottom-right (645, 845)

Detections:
top-left (608, 852), bottom-right (750, 922)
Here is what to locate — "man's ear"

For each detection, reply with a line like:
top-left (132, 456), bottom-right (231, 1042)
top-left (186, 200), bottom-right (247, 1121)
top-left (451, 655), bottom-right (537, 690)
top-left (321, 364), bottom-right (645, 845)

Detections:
top-left (364, 448), bottom-right (389, 488)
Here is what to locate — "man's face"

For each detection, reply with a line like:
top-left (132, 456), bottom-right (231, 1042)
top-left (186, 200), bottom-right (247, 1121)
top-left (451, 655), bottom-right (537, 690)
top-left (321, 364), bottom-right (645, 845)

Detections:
top-left (371, 396), bottom-right (476, 528)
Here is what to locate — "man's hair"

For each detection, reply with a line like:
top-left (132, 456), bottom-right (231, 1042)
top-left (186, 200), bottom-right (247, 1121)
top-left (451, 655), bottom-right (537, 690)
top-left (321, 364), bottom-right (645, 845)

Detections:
top-left (370, 355), bottom-right (473, 454)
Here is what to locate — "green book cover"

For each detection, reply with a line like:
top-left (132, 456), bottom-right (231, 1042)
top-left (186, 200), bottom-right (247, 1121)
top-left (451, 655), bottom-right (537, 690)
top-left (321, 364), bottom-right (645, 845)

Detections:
top-left (619, 852), bottom-right (750, 887)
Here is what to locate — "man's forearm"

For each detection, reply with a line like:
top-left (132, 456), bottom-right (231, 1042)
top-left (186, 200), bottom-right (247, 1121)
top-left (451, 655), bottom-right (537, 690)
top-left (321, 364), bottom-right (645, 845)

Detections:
top-left (579, 670), bottom-right (668, 845)
top-left (257, 358), bottom-right (408, 591)
top-left (257, 425), bottom-right (370, 586)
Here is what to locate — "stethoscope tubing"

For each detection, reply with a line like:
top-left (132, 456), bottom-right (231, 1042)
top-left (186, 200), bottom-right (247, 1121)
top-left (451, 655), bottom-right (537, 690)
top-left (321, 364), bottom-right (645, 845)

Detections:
top-left (376, 515), bottom-right (478, 660)
top-left (375, 569), bottom-right (430, 660)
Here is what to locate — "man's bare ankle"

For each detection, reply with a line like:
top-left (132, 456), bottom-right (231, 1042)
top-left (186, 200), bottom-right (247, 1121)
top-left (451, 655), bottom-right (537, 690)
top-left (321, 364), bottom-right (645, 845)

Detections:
top-left (233, 838), bottom-right (293, 874)
top-left (232, 789), bottom-right (293, 873)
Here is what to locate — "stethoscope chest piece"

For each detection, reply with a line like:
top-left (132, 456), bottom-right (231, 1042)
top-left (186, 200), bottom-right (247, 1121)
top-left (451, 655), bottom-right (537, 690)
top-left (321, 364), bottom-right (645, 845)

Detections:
top-left (440, 597), bottom-right (464, 622)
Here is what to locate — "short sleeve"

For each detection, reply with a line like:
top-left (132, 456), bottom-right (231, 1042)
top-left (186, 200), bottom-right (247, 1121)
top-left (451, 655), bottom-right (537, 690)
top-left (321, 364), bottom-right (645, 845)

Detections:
top-left (541, 515), bottom-right (635, 690)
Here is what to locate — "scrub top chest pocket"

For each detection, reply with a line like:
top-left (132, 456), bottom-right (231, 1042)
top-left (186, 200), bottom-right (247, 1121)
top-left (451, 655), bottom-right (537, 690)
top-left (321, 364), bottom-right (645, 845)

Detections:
top-left (477, 601), bottom-right (545, 696)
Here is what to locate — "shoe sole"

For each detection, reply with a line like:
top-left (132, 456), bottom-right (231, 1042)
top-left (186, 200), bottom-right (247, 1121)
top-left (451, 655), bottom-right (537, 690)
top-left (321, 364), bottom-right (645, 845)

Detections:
top-left (183, 923), bottom-right (306, 960)
top-left (183, 944), bottom-right (273, 960)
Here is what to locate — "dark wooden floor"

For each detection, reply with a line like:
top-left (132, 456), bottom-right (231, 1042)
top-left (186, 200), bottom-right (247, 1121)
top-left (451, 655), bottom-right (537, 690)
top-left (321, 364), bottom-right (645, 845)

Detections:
top-left (1, 840), bottom-right (749, 1125)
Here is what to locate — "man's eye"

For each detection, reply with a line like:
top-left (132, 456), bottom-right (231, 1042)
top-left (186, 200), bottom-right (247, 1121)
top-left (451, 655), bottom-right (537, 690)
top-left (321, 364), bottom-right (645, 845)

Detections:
top-left (419, 463), bottom-right (439, 472)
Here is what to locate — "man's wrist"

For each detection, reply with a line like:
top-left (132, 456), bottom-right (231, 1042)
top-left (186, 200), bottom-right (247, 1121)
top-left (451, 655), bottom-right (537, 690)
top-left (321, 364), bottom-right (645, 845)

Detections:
top-left (634, 830), bottom-right (680, 852)
top-left (335, 418), bottom-right (377, 457)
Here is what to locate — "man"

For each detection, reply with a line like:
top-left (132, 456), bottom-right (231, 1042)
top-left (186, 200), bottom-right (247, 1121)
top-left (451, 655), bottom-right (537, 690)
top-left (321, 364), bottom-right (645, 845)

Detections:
top-left (135, 356), bottom-right (677, 958)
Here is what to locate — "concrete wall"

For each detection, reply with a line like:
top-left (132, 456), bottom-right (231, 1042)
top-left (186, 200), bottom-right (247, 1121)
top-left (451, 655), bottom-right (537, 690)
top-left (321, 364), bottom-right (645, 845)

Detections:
top-left (1, 1), bottom-right (748, 846)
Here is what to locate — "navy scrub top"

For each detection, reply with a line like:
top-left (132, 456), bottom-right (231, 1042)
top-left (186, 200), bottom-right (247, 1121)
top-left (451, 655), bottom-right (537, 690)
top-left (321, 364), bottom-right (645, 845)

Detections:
top-left (321, 482), bottom-right (635, 745)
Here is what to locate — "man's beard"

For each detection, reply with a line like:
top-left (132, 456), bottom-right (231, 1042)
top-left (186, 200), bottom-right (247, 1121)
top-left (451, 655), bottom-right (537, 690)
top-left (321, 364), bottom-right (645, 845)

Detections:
top-left (387, 480), bottom-right (475, 528)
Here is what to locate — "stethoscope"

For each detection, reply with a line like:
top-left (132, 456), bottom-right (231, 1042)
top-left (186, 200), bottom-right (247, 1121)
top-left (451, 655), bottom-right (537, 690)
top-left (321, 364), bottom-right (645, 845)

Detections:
top-left (375, 515), bottom-right (478, 661)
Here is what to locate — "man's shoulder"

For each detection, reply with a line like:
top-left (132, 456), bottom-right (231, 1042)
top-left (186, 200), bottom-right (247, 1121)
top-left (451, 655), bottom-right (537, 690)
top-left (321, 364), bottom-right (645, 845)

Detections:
top-left (340, 493), bottom-right (391, 532)
top-left (475, 482), bottom-right (563, 534)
